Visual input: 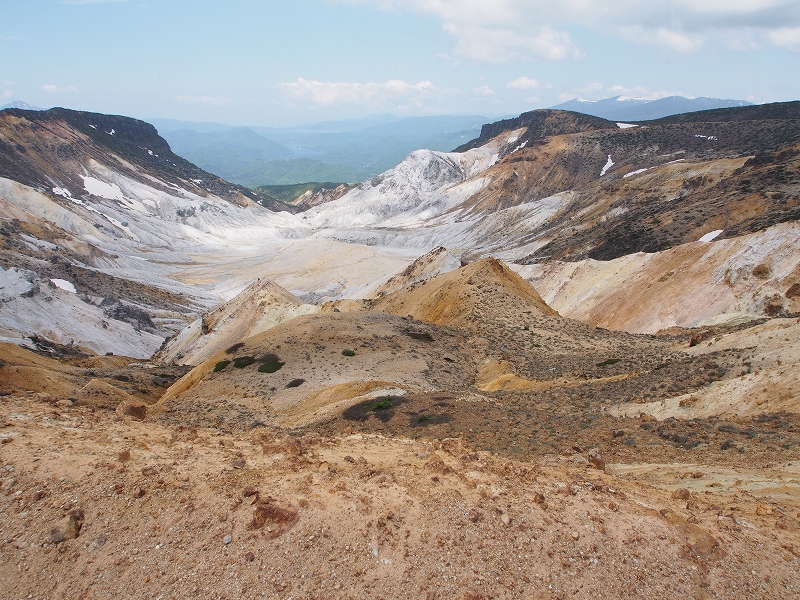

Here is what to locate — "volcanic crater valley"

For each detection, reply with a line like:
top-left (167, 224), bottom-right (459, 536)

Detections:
top-left (1, 102), bottom-right (800, 599)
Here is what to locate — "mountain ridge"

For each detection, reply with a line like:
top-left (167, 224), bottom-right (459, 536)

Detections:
top-left (551, 95), bottom-right (753, 121)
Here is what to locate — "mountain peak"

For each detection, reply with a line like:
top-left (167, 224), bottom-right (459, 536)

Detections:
top-left (0, 100), bottom-right (44, 111)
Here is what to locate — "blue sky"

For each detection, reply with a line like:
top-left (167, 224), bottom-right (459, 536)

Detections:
top-left (2, 0), bottom-right (799, 126)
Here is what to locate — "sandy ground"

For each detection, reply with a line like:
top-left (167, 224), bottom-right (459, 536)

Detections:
top-left (2, 393), bottom-right (800, 600)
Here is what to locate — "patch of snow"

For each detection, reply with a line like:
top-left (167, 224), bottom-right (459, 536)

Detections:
top-left (88, 124), bottom-right (97, 129)
top-left (623, 168), bottom-right (648, 179)
top-left (50, 278), bottom-right (77, 293)
top-left (699, 230), bottom-right (724, 243)
top-left (600, 155), bottom-right (614, 177)
top-left (82, 176), bottom-right (124, 201)
top-left (20, 234), bottom-right (57, 251)
top-left (52, 187), bottom-right (72, 198)
top-left (616, 123), bottom-right (638, 129)
top-left (147, 150), bottom-right (154, 156)
top-left (107, 129), bottom-right (115, 136)
top-left (0, 268), bottom-right (36, 298)
top-left (694, 135), bottom-right (718, 141)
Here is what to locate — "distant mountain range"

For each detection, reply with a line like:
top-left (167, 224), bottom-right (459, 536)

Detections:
top-left (148, 114), bottom-right (488, 187)
top-left (0, 100), bottom-right (44, 111)
top-left (550, 96), bottom-right (752, 122)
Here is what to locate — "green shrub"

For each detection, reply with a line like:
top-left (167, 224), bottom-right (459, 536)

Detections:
top-left (596, 358), bottom-right (621, 367)
top-left (233, 356), bottom-right (255, 369)
top-left (258, 359), bottom-right (285, 373)
top-left (417, 414), bottom-right (432, 423)
top-left (213, 360), bottom-right (231, 372)
top-left (342, 349), bottom-right (356, 357)
top-left (369, 397), bottom-right (392, 411)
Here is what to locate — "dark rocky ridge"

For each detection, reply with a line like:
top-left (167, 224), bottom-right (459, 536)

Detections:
top-left (0, 107), bottom-right (292, 212)
top-left (454, 109), bottom-right (614, 152)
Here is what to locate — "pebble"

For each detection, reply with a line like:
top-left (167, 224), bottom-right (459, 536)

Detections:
top-left (224, 535), bottom-right (232, 545)
top-left (571, 532), bottom-right (580, 541)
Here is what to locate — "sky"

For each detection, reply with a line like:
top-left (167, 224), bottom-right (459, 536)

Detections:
top-left (2, 0), bottom-right (799, 126)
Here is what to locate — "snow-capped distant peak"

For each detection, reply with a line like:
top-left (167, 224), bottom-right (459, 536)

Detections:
top-left (575, 98), bottom-right (595, 103)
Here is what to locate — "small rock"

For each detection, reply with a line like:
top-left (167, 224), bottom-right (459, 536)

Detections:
top-left (500, 513), bottom-right (511, 526)
top-left (118, 450), bottom-right (131, 462)
top-left (534, 493), bottom-right (546, 504)
top-left (244, 551), bottom-right (255, 562)
top-left (50, 509), bottom-right (85, 543)
top-left (231, 457), bottom-right (246, 469)
top-left (672, 488), bottom-right (691, 500)
top-left (242, 486), bottom-right (259, 498)
top-left (467, 508), bottom-right (482, 523)
top-left (571, 531), bottom-right (580, 541)
top-left (115, 401), bottom-right (147, 421)
top-left (588, 449), bottom-right (605, 471)
top-left (223, 535), bottom-right (232, 545)
top-left (141, 466), bottom-right (158, 476)
top-left (132, 486), bottom-right (146, 498)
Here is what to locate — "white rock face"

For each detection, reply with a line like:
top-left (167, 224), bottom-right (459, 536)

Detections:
top-left (302, 150), bottom-right (465, 229)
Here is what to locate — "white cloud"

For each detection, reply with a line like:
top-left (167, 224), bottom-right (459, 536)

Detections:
top-left (472, 85), bottom-right (495, 96)
top-left (619, 26), bottom-right (705, 53)
top-left (278, 77), bottom-right (436, 107)
top-left (42, 84), bottom-right (77, 93)
top-left (561, 82), bottom-right (682, 102)
top-left (768, 27), bottom-right (800, 51)
top-left (443, 23), bottom-right (580, 62)
top-left (175, 95), bottom-right (231, 106)
top-left (344, 0), bottom-right (800, 59)
top-left (506, 76), bottom-right (541, 90)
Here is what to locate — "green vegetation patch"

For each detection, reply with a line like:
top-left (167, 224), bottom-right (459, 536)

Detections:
top-left (369, 397), bottom-right (393, 411)
top-left (233, 356), bottom-right (255, 369)
top-left (255, 182), bottom-right (350, 203)
top-left (258, 359), bottom-right (285, 373)
top-left (213, 360), bottom-right (231, 372)
top-left (341, 349), bottom-right (356, 357)
top-left (596, 358), bottom-right (621, 367)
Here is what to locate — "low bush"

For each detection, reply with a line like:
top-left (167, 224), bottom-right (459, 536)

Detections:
top-left (369, 397), bottom-right (392, 411)
top-left (342, 349), bottom-right (356, 357)
top-left (213, 360), bottom-right (230, 372)
top-left (258, 358), bottom-right (285, 373)
top-left (233, 356), bottom-right (255, 368)
top-left (596, 358), bottom-right (621, 367)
